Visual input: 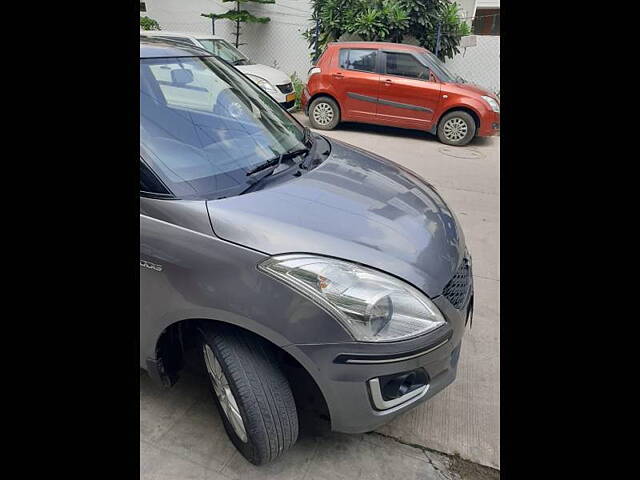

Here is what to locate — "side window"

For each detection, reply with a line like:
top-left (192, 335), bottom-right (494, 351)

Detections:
top-left (385, 52), bottom-right (430, 80)
top-left (339, 49), bottom-right (377, 73)
top-left (140, 161), bottom-right (171, 196)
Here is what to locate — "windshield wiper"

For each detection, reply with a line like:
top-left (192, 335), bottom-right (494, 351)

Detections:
top-left (245, 148), bottom-right (309, 177)
top-left (239, 147), bottom-right (309, 196)
top-left (300, 127), bottom-right (329, 171)
top-left (302, 126), bottom-right (314, 148)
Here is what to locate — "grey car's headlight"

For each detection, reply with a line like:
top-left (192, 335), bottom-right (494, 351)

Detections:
top-left (481, 95), bottom-right (500, 113)
top-left (259, 254), bottom-right (446, 342)
top-left (246, 74), bottom-right (278, 95)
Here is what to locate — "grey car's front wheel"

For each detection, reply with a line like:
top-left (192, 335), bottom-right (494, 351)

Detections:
top-left (437, 111), bottom-right (476, 146)
top-left (200, 327), bottom-right (299, 465)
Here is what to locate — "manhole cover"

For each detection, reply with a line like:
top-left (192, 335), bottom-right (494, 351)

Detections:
top-left (438, 147), bottom-right (485, 159)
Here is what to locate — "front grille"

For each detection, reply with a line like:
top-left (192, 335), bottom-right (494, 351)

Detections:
top-left (277, 82), bottom-right (294, 94)
top-left (442, 257), bottom-right (472, 310)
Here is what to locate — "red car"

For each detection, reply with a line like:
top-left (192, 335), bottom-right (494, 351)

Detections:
top-left (301, 42), bottom-right (500, 146)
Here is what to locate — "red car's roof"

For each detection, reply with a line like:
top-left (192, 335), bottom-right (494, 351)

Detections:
top-left (327, 41), bottom-right (429, 53)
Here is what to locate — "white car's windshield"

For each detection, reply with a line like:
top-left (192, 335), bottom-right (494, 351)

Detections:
top-left (198, 39), bottom-right (251, 65)
top-left (140, 55), bottom-right (305, 199)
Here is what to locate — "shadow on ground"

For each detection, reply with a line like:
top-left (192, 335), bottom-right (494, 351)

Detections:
top-left (301, 118), bottom-right (495, 148)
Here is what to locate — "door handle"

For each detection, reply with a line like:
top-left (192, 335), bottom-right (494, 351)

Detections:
top-left (332, 73), bottom-right (344, 79)
top-left (382, 79), bottom-right (392, 86)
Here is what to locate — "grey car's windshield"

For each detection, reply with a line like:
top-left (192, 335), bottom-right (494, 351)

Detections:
top-left (198, 39), bottom-right (251, 65)
top-left (418, 51), bottom-right (462, 83)
top-left (140, 55), bottom-right (306, 199)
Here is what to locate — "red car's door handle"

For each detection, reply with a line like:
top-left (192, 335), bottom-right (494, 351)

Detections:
top-left (332, 73), bottom-right (344, 79)
top-left (382, 79), bottom-right (392, 86)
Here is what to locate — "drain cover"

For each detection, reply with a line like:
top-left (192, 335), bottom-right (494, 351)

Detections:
top-left (438, 147), bottom-right (485, 159)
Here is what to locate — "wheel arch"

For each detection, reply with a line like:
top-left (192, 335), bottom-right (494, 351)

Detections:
top-left (436, 104), bottom-right (481, 131)
top-left (148, 316), bottom-right (332, 424)
top-left (307, 92), bottom-right (342, 115)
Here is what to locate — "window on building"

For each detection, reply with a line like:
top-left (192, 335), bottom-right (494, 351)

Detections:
top-left (140, 2), bottom-right (147, 13)
top-left (472, 8), bottom-right (500, 36)
top-left (339, 49), bottom-right (377, 73)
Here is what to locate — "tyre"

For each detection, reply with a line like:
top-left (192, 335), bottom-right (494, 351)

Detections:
top-left (437, 111), bottom-right (476, 146)
top-left (308, 96), bottom-right (340, 130)
top-left (200, 327), bottom-right (299, 465)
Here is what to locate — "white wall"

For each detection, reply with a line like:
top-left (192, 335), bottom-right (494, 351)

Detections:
top-left (454, 0), bottom-right (477, 26)
top-left (146, 0), bottom-right (315, 80)
top-left (476, 0), bottom-right (500, 7)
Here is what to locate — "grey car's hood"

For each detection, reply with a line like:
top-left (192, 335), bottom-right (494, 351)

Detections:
top-left (206, 139), bottom-right (465, 297)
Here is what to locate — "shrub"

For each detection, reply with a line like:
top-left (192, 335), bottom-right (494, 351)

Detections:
top-left (140, 16), bottom-right (161, 31)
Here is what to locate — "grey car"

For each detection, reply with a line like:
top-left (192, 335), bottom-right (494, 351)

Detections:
top-left (140, 38), bottom-right (474, 465)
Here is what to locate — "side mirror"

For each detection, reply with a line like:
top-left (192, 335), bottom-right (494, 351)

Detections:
top-left (171, 68), bottom-right (194, 85)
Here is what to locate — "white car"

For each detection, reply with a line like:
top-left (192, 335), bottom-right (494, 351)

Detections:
top-left (140, 30), bottom-right (296, 110)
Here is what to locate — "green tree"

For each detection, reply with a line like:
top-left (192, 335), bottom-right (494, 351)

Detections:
top-left (202, 0), bottom-right (275, 48)
top-left (304, 0), bottom-right (469, 61)
top-left (402, 0), bottom-right (470, 60)
top-left (140, 16), bottom-right (161, 31)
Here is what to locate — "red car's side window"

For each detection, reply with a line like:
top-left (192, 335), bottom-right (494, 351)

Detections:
top-left (338, 49), bottom-right (377, 73)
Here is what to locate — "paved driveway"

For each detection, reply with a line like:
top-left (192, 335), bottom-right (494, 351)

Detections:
top-left (140, 115), bottom-right (500, 477)
top-left (291, 115), bottom-right (500, 470)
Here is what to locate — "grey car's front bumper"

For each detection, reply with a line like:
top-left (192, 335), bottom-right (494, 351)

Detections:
top-left (284, 294), bottom-right (471, 434)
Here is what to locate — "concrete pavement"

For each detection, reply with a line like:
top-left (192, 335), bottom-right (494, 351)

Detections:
top-left (141, 370), bottom-right (497, 480)
top-left (140, 115), bottom-right (500, 478)
top-left (293, 114), bottom-right (500, 470)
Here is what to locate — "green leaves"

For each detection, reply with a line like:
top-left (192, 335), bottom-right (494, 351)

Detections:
top-left (304, 0), bottom-right (410, 54)
top-left (383, 0), bottom-right (410, 42)
top-left (214, 10), bottom-right (271, 23)
top-left (304, 0), bottom-right (471, 60)
top-left (402, 0), bottom-right (470, 60)
top-left (202, 0), bottom-right (274, 47)
top-left (201, 13), bottom-right (223, 20)
top-left (290, 72), bottom-right (305, 110)
top-left (140, 16), bottom-right (161, 31)
top-left (348, 7), bottom-right (388, 41)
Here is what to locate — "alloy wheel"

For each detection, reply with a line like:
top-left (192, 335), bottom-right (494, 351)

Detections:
top-left (312, 102), bottom-right (334, 126)
top-left (203, 344), bottom-right (248, 442)
top-left (442, 117), bottom-right (469, 142)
